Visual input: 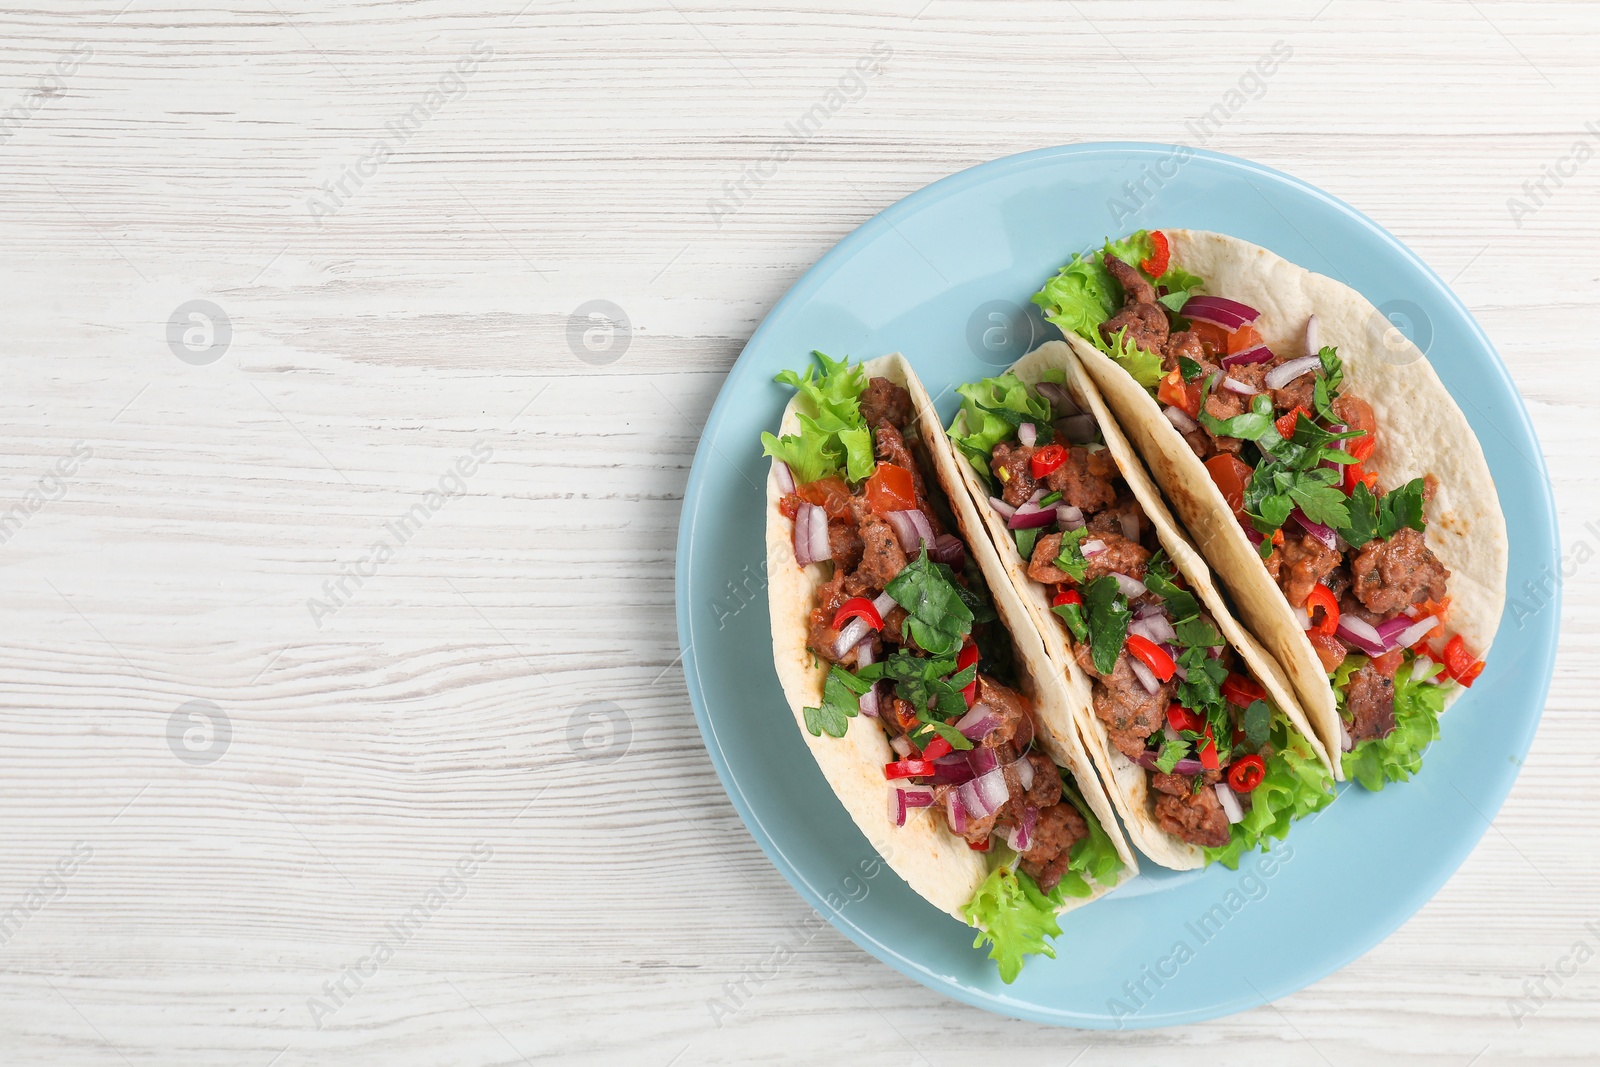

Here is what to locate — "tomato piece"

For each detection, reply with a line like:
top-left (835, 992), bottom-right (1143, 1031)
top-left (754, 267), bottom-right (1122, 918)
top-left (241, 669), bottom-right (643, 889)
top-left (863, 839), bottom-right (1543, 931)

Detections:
top-left (1441, 634), bottom-right (1484, 687)
top-left (1305, 584), bottom-right (1340, 636)
top-left (1226, 324), bottom-right (1263, 355)
top-left (968, 838), bottom-right (990, 852)
top-left (1221, 673), bottom-right (1265, 708)
top-left (1188, 320), bottom-right (1232, 354)
top-left (1157, 368), bottom-right (1202, 418)
top-left (1334, 394), bottom-right (1377, 462)
top-left (883, 759), bottom-right (936, 780)
top-left (1140, 229), bottom-right (1170, 277)
top-left (1308, 630), bottom-right (1347, 674)
top-left (920, 735), bottom-right (953, 761)
top-left (864, 463), bottom-right (917, 514)
top-left (1030, 444), bottom-right (1067, 479)
top-left (1227, 754), bottom-right (1267, 794)
top-left (1167, 703), bottom-right (1204, 733)
top-left (1371, 649), bottom-right (1404, 678)
top-left (1275, 405), bottom-right (1310, 440)
top-left (795, 476), bottom-right (855, 519)
top-left (957, 641), bottom-right (980, 706)
top-left (1204, 454), bottom-right (1254, 525)
top-left (832, 596), bottom-right (884, 632)
top-left (1126, 634), bottom-right (1176, 682)
top-left (1198, 724), bottom-right (1219, 771)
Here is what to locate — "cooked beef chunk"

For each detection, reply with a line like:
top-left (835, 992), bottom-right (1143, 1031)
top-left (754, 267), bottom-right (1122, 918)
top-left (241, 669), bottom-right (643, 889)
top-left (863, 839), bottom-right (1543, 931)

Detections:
top-left (1163, 330), bottom-right (1205, 369)
top-left (1338, 591), bottom-right (1384, 627)
top-left (1152, 772), bottom-right (1232, 848)
top-left (827, 520), bottom-right (863, 573)
top-left (1099, 254), bottom-right (1170, 353)
top-left (1271, 366), bottom-right (1315, 412)
top-left (860, 376), bottom-right (913, 429)
top-left (975, 675), bottom-right (1035, 751)
top-left (884, 695), bottom-right (919, 736)
top-left (1263, 543), bottom-right (1282, 583)
top-left (879, 604), bottom-right (909, 646)
top-left (1083, 531), bottom-right (1151, 585)
top-left (873, 421), bottom-right (943, 534)
top-left (1028, 532), bottom-right (1072, 585)
top-left (1015, 752), bottom-right (1064, 809)
top-left (991, 440), bottom-right (1039, 508)
top-left (1087, 494), bottom-right (1146, 541)
top-left (1204, 381), bottom-right (1250, 423)
top-left (1322, 564), bottom-right (1352, 601)
top-left (1078, 645), bottom-right (1171, 759)
top-left (1344, 661), bottom-right (1396, 743)
top-left (850, 514), bottom-right (906, 593)
top-left (1308, 629), bottom-right (1347, 673)
top-left (1350, 526), bottom-right (1450, 616)
top-left (807, 571), bottom-right (853, 663)
top-left (1278, 531), bottom-right (1342, 609)
top-left (1019, 802), bottom-right (1089, 892)
top-left (1046, 446), bottom-right (1119, 511)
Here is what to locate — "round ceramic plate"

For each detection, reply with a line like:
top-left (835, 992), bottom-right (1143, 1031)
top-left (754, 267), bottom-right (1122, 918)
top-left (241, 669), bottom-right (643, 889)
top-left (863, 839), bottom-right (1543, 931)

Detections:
top-left (674, 143), bottom-right (1557, 1028)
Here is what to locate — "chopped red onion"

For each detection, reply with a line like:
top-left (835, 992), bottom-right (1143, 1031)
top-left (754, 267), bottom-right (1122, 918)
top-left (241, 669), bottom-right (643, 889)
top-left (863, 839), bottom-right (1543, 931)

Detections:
top-left (793, 503), bottom-right (831, 566)
top-left (890, 733), bottom-right (914, 758)
top-left (1339, 721), bottom-right (1354, 752)
top-left (966, 746), bottom-right (1000, 777)
top-left (1180, 295), bottom-right (1259, 330)
top-left (872, 590), bottom-right (896, 617)
top-left (1265, 355), bottom-right (1321, 391)
top-left (1132, 749), bottom-right (1203, 776)
top-left (1173, 664), bottom-right (1188, 682)
top-left (1015, 756), bottom-right (1035, 792)
top-left (1111, 572), bottom-right (1148, 599)
top-left (1017, 422), bottom-right (1038, 447)
top-left (1305, 314), bottom-right (1320, 356)
top-left (855, 639), bottom-right (874, 668)
top-left (1290, 509), bottom-right (1338, 551)
top-left (959, 766), bottom-right (1009, 818)
top-left (946, 789), bottom-right (967, 834)
top-left (1299, 609), bottom-right (1314, 631)
top-left (1134, 602), bottom-right (1166, 619)
top-left (1221, 376), bottom-right (1258, 395)
top-left (889, 785), bottom-right (935, 827)
top-left (1163, 404), bottom-right (1199, 434)
top-left (928, 533), bottom-right (966, 567)
top-left (955, 705), bottom-right (1000, 741)
top-left (1214, 783), bottom-right (1244, 825)
top-left (1082, 539), bottom-right (1107, 557)
top-left (1059, 414), bottom-right (1096, 444)
top-left (1129, 657), bottom-right (1160, 694)
top-left (1380, 615), bottom-right (1435, 650)
top-left (930, 753), bottom-right (976, 786)
top-left (988, 496), bottom-right (1017, 520)
top-left (834, 617), bottom-right (871, 659)
top-left (1335, 615), bottom-right (1386, 656)
top-left (1129, 614), bottom-right (1176, 644)
top-left (773, 460), bottom-right (795, 494)
top-left (1008, 503), bottom-right (1058, 530)
top-left (1058, 505), bottom-right (1086, 530)
top-left (1006, 805), bottom-right (1040, 853)
top-left (886, 509), bottom-right (934, 552)
top-left (1220, 345), bottom-right (1275, 368)
top-left (859, 680), bottom-right (885, 718)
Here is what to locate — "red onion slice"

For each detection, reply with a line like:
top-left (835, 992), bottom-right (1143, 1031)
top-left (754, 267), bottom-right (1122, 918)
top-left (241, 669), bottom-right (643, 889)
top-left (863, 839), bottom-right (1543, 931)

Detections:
top-left (1411, 655), bottom-right (1437, 683)
top-left (886, 509), bottom-right (934, 552)
top-left (773, 460), bottom-right (795, 494)
top-left (930, 754), bottom-right (976, 787)
top-left (1129, 657), bottom-right (1160, 694)
top-left (834, 617), bottom-right (871, 660)
top-left (1163, 405), bottom-right (1199, 434)
top-left (1305, 314), bottom-right (1320, 355)
top-left (1057, 504), bottom-right (1086, 530)
top-left (1220, 345), bottom-right (1275, 368)
top-left (1008, 503), bottom-right (1058, 530)
top-left (928, 533), bottom-right (966, 567)
top-left (855, 639), bottom-right (874, 668)
top-left (1082, 539), bottom-right (1106, 558)
top-left (946, 789), bottom-right (967, 834)
top-left (1290, 509), bottom-right (1338, 551)
top-left (889, 733), bottom-right (914, 758)
top-left (1132, 749), bottom-right (1204, 776)
top-left (956, 705), bottom-right (1001, 741)
top-left (904, 787), bottom-right (935, 807)
top-left (1214, 783), bottom-right (1244, 825)
top-left (988, 496), bottom-right (1018, 520)
top-left (793, 503), bottom-right (831, 566)
top-left (1111, 572), bottom-right (1148, 599)
top-left (1133, 602), bottom-right (1166, 619)
top-left (1221, 375), bottom-right (1258, 395)
top-left (1017, 422), bottom-right (1038, 447)
top-left (859, 679), bottom-right (885, 718)
top-left (1006, 804), bottom-right (1040, 853)
top-left (958, 766), bottom-right (1009, 818)
top-left (889, 786), bottom-right (908, 827)
top-left (1129, 614), bottom-right (1176, 644)
top-left (1181, 295), bottom-right (1260, 329)
top-left (1015, 756), bottom-right (1035, 792)
top-left (1265, 355), bottom-right (1321, 391)
top-left (1335, 615), bottom-right (1386, 656)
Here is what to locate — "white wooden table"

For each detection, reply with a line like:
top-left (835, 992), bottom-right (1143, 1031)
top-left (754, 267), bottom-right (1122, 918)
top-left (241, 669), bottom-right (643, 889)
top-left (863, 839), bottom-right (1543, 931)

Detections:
top-left (1, 2), bottom-right (1595, 1062)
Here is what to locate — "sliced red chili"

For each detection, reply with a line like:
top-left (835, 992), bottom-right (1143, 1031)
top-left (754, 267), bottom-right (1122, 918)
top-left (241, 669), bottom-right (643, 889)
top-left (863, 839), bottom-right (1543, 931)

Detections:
top-left (968, 838), bottom-right (991, 852)
top-left (920, 735), bottom-right (953, 762)
top-left (1125, 634), bottom-right (1176, 682)
top-left (1305, 584), bottom-right (1339, 637)
top-left (832, 596), bottom-right (884, 632)
top-left (957, 641), bottom-right (980, 707)
top-left (1275, 405), bottom-right (1310, 440)
top-left (1440, 634), bottom-right (1484, 687)
top-left (1051, 589), bottom-right (1083, 608)
top-left (1029, 444), bottom-right (1067, 480)
top-left (884, 759), bottom-right (936, 780)
top-left (1221, 673), bottom-right (1266, 708)
top-left (1227, 754), bottom-right (1266, 793)
top-left (1166, 703), bottom-right (1204, 734)
top-left (1140, 229), bottom-right (1170, 277)
top-left (1198, 724), bottom-right (1219, 771)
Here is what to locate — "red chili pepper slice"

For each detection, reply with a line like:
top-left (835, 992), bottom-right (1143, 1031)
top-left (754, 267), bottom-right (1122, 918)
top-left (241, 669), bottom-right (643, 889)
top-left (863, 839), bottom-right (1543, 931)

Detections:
top-left (968, 838), bottom-right (991, 852)
top-left (1342, 461), bottom-right (1378, 496)
top-left (1440, 634), bottom-right (1485, 687)
top-left (957, 641), bottom-right (980, 707)
top-left (1227, 754), bottom-right (1266, 793)
top-left (1051, 589), bottom-right (1083, 608)
top-left (1198, 724), bottom-right (1219, 771)
top-left (1305, 584), bottom-right (1339, 637)
top-left (1126, 634), bottom-right (1176, 682)
top-left (832, 596), bottom-right (884, 632)
top-left (883, 759), bottom-right (936, 780)
top-left (1140, 229), bottom-right (1170, 277)
top-left (1275, 405), bottom-right (1310, 440)
top-left (1166, 703), bottom-right (1204, 734)
top-left (1220, 673), bottom-right (1266, 708)
top-left (920, 735), bottom-right (953, 762)
top-left (1029, 443), bottom-right (1067, 480)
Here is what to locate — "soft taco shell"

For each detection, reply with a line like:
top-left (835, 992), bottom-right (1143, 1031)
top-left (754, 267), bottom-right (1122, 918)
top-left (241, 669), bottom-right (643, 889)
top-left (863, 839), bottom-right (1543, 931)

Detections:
top-left (1065, 230), bottom-right (1509, 770)
top-left (943, 342), bottom-right (1329, 870)
top-left (765, 353), bottom-right (1135, 921)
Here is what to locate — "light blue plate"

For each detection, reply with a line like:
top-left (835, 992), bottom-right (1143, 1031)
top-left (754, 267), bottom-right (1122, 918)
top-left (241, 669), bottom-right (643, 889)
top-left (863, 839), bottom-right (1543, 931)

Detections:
top-left (674, 143), bottom-right (1556, 1028)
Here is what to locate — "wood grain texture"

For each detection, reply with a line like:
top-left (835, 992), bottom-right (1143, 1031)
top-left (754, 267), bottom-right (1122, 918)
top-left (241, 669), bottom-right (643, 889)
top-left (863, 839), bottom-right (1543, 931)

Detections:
top-left (1, 0), bottom-right (1597, 1062)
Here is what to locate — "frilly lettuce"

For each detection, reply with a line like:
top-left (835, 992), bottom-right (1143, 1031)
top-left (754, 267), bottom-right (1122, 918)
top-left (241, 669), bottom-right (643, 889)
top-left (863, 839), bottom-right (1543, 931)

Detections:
top-left (760, 351), bottom-right (875, 484)
top-left (1205, 712), bottom-right (1334, 869)
top-left (946, 372), bottom-right (1052, 480)
top-left (1340, 653), bottom-right (1449, 791)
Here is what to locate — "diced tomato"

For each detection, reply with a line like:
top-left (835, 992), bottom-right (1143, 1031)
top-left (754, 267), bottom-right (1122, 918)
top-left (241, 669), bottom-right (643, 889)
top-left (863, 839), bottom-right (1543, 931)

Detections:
top-left (1140, 230), bottom-right (1170, 277)
top-left (832, 596), bottom-right (884, 632)
top-left (1440, 634), bottom-right (1484, 687)
top-left (1204, 454), bottom-right (1254, 525)
top-left (1305, 584), bottom-right (1339, 637)
top-left (1337, 395), bottom-right (1377, 462)
top-left (1371, 649), bottom-right (1405, 678)
top-left (1157, 368), bottom-right (1202, 418)
top-left (1342, 461), bottom-right (1378, 496)
top-left (865, 463), bottom-right (917, 514)
top-left (1126, 634), bottom-right (1176, 682)
top-left (1189, 320), bottom-right (1232, 354)
top-left (1227, 754), bottom-right (1267, 793)
top-left (1198, 724), bottom-right (1219, 771)
top-left (884, 759), bottom-right (936, 780)
top-left (968, 838), bottom-right (991, 852)
top-left (1221, 673), bottom-right (1266, 708)
top-left (1030, 444), bottom-right (1067, 479)
top-left (920, 735), bottom-right (953, 761)
top-left (1167, 703), bottom-right (1204, 733)
top-left (1275, 405), bottom-right (1310, 440)
top-left (1226, 324), bottom-right (1263, 355)
top-left (1052, 589), bottom-right (1083, 608)
top-left (794, 476), bottom-right (855, 519)
top-left (957, 641), bottom-right (980, 706)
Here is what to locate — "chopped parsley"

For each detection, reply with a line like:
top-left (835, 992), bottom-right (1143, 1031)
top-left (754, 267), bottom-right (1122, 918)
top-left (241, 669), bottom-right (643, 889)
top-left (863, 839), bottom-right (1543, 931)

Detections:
top-left (1337, 478), bottom-right (1428, 549)
top-left (1014, 526), bottom-right (1041, 560)
top-left (1178, 355), bottom-right (1204, 382)
top-left (1053, 526), bottom-right (1092, 583)
top-left (856, 650), bottom-right (976, 752)
top-left (802, 664), bottom-right (871, 738)
top-left (885, 548), bottom-right (975, 656)
top-left (1051, 599), bottom-right (1089, 642)
top-left (1081, 575), bottom-right (1130, 675)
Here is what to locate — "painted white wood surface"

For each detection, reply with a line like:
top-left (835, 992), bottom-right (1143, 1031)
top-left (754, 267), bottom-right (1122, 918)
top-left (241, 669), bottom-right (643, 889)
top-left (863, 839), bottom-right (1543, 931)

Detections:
top-left (1, 1), bottom-right (1596, 1062)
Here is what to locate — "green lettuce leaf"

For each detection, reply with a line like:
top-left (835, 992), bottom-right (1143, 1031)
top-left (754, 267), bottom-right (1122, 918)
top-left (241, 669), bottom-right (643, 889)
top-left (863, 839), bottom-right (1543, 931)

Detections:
top-left (760, 351), bottom-right (874, 484)
top-left (962, 867), bottom-right (1061, 984)
top-left (1054, 780), bottom-right (1126, 899)
top-left (1341, 654), bottom-right (1449, 790)
top-left (1096, 326), bottom-right (1166, 390)
top-left (1205, 712), bottom-right (1334, 869)
top-left (1032, 253), bottom-right (1119, 339)
top-left (947, 373), bottom-right (1053, 479)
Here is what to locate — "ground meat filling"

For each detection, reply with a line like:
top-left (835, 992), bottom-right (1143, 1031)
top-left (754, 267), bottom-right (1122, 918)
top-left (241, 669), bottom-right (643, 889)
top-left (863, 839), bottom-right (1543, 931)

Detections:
top-left (1078, 645), bottom-right (1171, 760)
top-left (847, 514), bottom-right (906, 596)
top-left (1277, 530), bottom-right (1342, 608)
top-left (1344, 661), bottom-right (1396, 743)
top-left (974, 674), bottom-right (1035, 751)
top-left (1019, 803), bottom-right (1088, 892)
top-left (1100, 254), bottom-right (1170, 354)
top-left (859, 376), bottom-right (914, 429)
top-left (990, 440), bottom-right (1039, 508)
top-left (1350, 526), bottom-right (1450, 615)
top-left (1151, 773), bottom-right (1231, 849)
top-left (1082, 531), bottom-right (1151, 585)
top-left (873, 420), bottom-right (943, 534)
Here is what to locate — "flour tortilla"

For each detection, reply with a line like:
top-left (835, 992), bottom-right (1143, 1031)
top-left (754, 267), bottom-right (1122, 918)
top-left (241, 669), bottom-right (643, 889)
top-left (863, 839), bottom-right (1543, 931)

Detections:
top-left (765, 353), bottom-right (1135, 922)
top-left (943, 342), bottom-right (1328, 870)
top-left (1065, 230), bottom-right (1509, 771)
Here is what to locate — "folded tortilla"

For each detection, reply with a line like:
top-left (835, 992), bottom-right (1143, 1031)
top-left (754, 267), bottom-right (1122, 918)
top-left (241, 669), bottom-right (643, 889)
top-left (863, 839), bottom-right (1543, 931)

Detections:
top-left (765, 353), bottom-right (1135, 920)
top-left (1063, 231), bottom-right (1509, 771)
top-left (942, 342), bottom-right (1330, 870)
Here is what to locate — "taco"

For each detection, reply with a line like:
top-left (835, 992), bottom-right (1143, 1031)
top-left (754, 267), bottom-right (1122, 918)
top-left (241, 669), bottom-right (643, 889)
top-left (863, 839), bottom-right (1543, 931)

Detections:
top-left (1034, 229), bottom-right (1508, 788)
top-left (762, 350), bottom-right (1134, 981)
top-left (945, 343), bottom-right (1333, 870)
